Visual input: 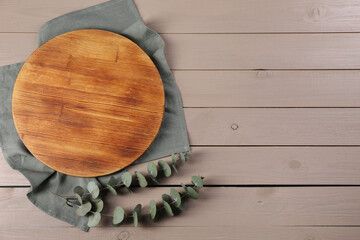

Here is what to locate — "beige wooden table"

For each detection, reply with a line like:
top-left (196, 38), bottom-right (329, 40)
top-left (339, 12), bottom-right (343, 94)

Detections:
top-left (2, 0), bottom-right (360, 239)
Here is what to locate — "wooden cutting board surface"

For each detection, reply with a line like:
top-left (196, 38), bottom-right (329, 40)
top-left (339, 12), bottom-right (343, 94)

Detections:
top-left (12, 29), bottom-right (165, 177)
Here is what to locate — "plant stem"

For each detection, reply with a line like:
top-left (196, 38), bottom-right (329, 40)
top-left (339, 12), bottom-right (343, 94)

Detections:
top-left (50, 182), bottom-right (125, 199)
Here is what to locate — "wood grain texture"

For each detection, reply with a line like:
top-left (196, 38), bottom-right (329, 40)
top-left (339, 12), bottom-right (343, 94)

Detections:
top-left (185, 108), bottom-right (360, 145)
top-left (4, 33), bottom-right (360, 69)
top-left (175, 70), bottom-right (360, 107)
top-left (2, 0), bottom-right (360, 238)
top-left (3, 147), bottom-right (360, 186)
top-left (2, 0), bottom-right (360, 33)
top-left (1, 187), bottom-right (360, 228)
top-left (11, 29), bottom-right (164, 177)
top-left (3, 227), bottom-right (360, 240)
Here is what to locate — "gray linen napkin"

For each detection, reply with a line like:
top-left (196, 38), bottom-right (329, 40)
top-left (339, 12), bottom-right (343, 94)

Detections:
top-left (0, 0), bottom-right (190, 231)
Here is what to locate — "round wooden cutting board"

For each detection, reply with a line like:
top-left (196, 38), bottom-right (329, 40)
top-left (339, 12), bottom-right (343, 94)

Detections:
top-left (12, 29), bottom-right (165, 177)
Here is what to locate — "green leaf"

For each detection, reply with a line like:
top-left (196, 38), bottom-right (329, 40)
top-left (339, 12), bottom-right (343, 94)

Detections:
top-left (133, 204), bottom-right (141, 227)
top-left (74, 186), bottom-right (85, 196)
top-left (171, 153), bottom-right (178, 173)
top-left (74, 193), bottom-right (83, 205)
top-left (87, 182), bottom-right (100, 199)
top-left (134, 204), bottom-right (142, 215)
top-left (191, 176), bottom-right (204, 188)
top-left (163, 201), bottom-right (174, 216)
top-left (90, 196), bottom-right (102, 203)
top-left (76, 201), bottom-right (92, 216)
top-left (87, 212), bottom-right (101, 227)
top-left (158, 160), bottom-right (172, 177)
top-left (135, 171), bottom-right (148, 188)
top-left (74, 186), bottom-right (85, 204)
top-left (113, 206), bottom-right (125, 225)
top-left (179, 199), bottom-right (188, 210)
top-left (133, 211), bottom-right (138, 227)
top-left (147, 162), bottom-right (158, 178)
top-left (186, 187), bottom-right (199, 199)
top-left (107, 176), bottom-right (117, 186)
top-left (181, 183), bottom-right (187, 191)
top-left (107, 184), bottom-right (117, 195)
top-left (170, 188), bottom-right (181, 208)
top-left (171, 153), bottom-right (176, 163)
top-left (149, 200), bottom-right (157, 220)
top-left (94, 200), bottom-right (104, 213)
top-left (121, 172), bottom-right (132, 188)
top-left (162, 194), bottom-right (172, 204)
top-left (180, 152), bottom-right (186, 163)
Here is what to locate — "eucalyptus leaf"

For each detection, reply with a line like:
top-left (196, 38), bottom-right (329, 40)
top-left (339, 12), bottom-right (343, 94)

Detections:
top-left (180, 152), bottom-right (186, 163)
top-left (179, 198), bottom-right (188, 210)
top-left (133, 204), bottom-right (141, 227)
top-left (74, 186), bottom-right (85, 204)
top-left (149, 200), bottom-right (157, 220)
top-left (87, 212), bottom-right (101, 227)
top-left (107, 176), bottom-right (118, 187)
top-left (170, 188), bottom-right (181, 208)
top-left (135, 171), bottom-right (148, 188)
top-left (163, 200), bottom-right (174, 216)
top-left (74, 186), bottom-right (85, 196)
top-left (162, 194), bottom-right (172, 204)
top-left (186, 187), bottom-right (199, 199)
top-left (147, 162), bottom-right (158, 178)
top-left (121, 172), bottom-right (132, 188)
top-left (171, 153), bottom-right (178, 173)
top-left (134, 204), bottom-right (142, 215)
top-left (107, 184), bottom-right (117, 195)
top-left (158, 160), bottom-right (172, 177)
top-left (191, 176), bottom-right (204, 188)
top-left (171, 153), bottom-right (176, 163)
top-left (87, 182), bottom-right (100, 199)
top-left (90, 196), bottom-right (102, 203)
top-left (74, 193), bottom-right (83, 205)
top-left (133, 211), bottom-right (138, 227)
top-left (76, 201), bottom-right (92, 216)
top-left (113, 206), bottom-right (125, 225)
top-left (181, 183), bottom-right (187, 191)
top-left (94, 200), bottom-right (104, 213)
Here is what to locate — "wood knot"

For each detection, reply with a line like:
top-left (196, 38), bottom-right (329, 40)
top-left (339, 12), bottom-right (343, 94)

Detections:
top-left (288, 160), bottom-right (301, 169)
top-left (308, 6), bottom-right (326, 21)
top-left (118, 231), bottom-right (130, 240)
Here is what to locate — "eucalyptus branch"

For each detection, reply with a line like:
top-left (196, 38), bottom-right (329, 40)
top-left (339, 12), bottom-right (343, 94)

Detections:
top-left (49, 151), bottom-right (203, 228)
top-left (51, 151), bottom-right (191, 199)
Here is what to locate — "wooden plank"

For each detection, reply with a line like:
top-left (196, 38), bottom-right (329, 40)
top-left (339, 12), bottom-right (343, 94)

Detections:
top-left (185, 108), bottom-right (360, 145)
top-left (3, 68), bottom-right (360, 108)
top-left (1, 187), bottom-right (360, 228)
top-left (4, 33), bottom-right (360, 69)
top-left (175, 70), bottom-right (360, 107)
top-left (2, 227), bottom-right (360, 240)
top-left (162, 33), bottom-right (360, 70)
top-left (2, 147), bottom-right (360, 186)
top-left (2, 0), bottom-right (360, 33)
